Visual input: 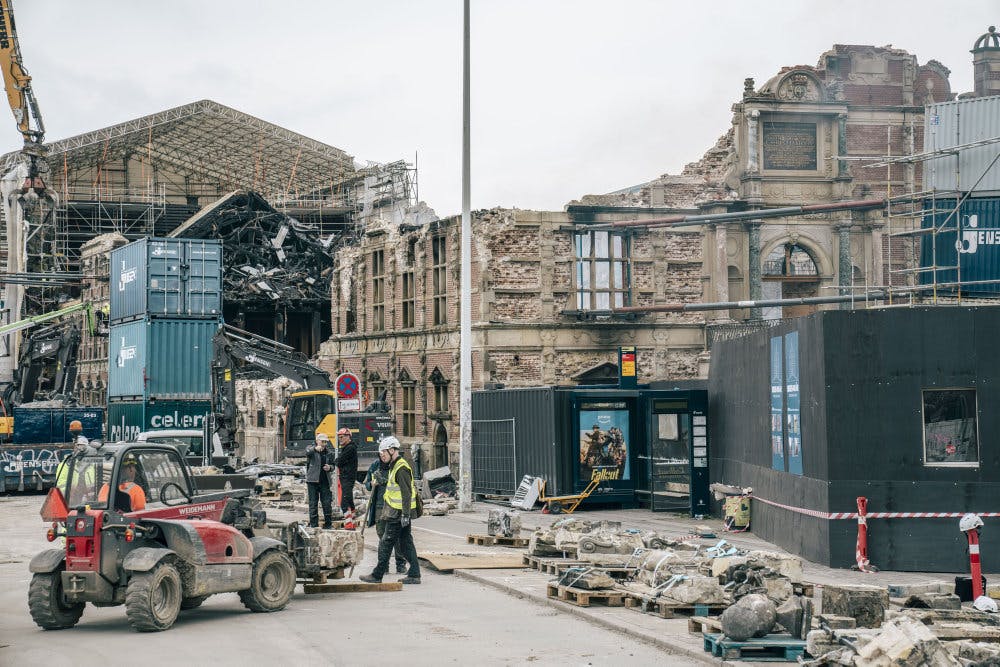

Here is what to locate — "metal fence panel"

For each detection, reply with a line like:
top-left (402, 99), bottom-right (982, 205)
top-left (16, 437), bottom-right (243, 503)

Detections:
top-left (471, 418), bottom-right (517, 496)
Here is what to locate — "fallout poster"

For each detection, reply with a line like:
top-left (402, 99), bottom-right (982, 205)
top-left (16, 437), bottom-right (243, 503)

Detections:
top-left (578, 404), bottom-right (630, 483)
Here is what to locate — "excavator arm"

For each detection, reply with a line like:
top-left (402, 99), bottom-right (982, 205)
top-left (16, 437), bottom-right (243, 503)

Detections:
top-left (210, 325), bottom-right (332, 456)
top-left (0, 0), bottom-right (49, 197)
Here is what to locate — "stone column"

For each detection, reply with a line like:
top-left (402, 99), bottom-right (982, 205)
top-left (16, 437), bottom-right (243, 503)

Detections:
top-left (837, 223), bottom-right (852, 309)
top-left (747, 222), bottom-right (762, 320)
top-left (746, 110), bottom-right (760, 173)
top-left (712, 224), bottom-right (730, 320)
top-left (837, 114), bottom-right (849, 178)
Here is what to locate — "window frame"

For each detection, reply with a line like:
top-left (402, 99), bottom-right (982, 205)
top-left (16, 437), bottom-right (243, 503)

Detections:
top-left (432, 235), bottom-right (447, 325)
top-left (921, 387), bottom-right (980, 468)
top-left (401, 384), bottom-right (417, 437)
top-left (574, 229), bottom-right (631, 311)
top-left (371, 249), bottom-right (385, 332)
top-left (402, 270), bottom-right (415, 329)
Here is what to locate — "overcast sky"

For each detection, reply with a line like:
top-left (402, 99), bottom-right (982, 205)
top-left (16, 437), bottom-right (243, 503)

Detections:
top-left (7, 2), bottom-right (996, 216)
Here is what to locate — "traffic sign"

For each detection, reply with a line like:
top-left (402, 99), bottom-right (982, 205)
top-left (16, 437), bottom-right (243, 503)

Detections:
top-left (335, 372), bottom-right (361, 399)
top-left (337, 398), bottom-right (361, 412)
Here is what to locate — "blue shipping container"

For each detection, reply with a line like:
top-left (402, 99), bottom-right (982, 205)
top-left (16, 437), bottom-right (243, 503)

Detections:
top-left (12, 406), bottom-right (104, 444)
top-left (110, 238), bottom-right (223, 322)
top-left (920, 198), bottom-right (1000, 295)
top-left (106, 400), bottom-right (211, 442)
top-left (108, 318), bottom-right (219, 400)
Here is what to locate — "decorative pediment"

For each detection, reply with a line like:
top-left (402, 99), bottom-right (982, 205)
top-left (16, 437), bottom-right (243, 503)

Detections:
top-left (429, 366), bottom-right (450, 385)
top-left (397, 367), bottom-right (415, 386)
top-left (776, 70), bottom-right (823, 102)
top-left (571, 361), bottom-right (619, 385)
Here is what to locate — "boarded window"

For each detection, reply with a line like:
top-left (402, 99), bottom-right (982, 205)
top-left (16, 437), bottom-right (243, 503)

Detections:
top-left (923, 389), bottom-right (979, 466)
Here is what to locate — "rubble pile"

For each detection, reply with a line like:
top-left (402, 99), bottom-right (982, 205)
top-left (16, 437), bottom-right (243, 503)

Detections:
top-left (528, 518), bottom-right (596, 557)
top-left (173, 190), bottom-right (335, 305)
top-left (575, 521), bottom-right (646, 565)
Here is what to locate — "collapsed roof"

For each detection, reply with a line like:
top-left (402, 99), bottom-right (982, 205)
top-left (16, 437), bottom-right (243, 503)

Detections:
top-left (170, 190), bottom-right (333, 304)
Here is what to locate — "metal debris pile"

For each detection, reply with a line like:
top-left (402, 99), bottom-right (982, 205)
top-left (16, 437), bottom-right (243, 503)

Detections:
top-left (171, 190), bottom-right (334, 305)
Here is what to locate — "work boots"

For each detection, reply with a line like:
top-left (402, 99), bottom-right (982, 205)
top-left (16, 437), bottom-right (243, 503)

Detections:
top-left (360, 574), bottom-right (382, 584)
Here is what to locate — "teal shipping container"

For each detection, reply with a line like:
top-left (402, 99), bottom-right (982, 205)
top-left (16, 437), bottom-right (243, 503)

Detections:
top-left (110, 238), bottom-right (223, 323)
top-left (106, 400), bottom-right (212, 442)
top-left (108, 318), bottom-right (218, 400)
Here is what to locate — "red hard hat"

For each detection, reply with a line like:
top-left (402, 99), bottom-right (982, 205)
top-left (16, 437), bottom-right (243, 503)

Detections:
top-left (337, 427), bottom-right (351, 436)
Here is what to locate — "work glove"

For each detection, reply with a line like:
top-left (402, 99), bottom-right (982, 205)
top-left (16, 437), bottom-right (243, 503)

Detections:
top-left (400, 514), bottom-right (410, 528)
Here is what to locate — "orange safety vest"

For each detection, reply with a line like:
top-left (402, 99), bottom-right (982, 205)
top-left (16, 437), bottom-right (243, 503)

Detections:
top-left (98, 481), bottom-right (146, 511)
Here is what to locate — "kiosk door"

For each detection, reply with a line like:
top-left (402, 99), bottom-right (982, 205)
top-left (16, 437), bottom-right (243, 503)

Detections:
top-left (648, 400), bottom-right (692, 513)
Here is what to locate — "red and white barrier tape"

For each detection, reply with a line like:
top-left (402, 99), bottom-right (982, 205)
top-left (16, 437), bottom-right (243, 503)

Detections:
top-left (750, 494), bottom-right (1000, 520)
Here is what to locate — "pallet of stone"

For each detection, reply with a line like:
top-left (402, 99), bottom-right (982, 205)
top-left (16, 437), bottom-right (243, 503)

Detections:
top-left (687, 615), bottom-right (723, 634)
top-left (552, 562), bottom-right (634, 579)
top-left (534, 557), bottom-right (587, 575)
top-left (702, 632), bottom-right (806, 662)
top-left (545, 582), bottom-right (627, 608)
top-left (624, 595), bottom-right (727, 619)
top-left (466, 534), bottom-right (530, 548)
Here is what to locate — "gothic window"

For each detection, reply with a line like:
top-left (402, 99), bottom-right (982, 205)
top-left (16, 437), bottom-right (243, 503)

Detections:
top-left (429, 366), bottom-right (450, 416)
top-left (398, 369), bottom-right (416, 437)
top-left (575, 230), bottom-right (630, 310)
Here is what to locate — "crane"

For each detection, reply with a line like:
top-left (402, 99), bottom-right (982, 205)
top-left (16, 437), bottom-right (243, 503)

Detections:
top-left (0, 0), bottom-right (51, 203)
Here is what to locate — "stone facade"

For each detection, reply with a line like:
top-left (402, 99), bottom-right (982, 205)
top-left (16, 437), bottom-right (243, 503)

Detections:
top-left (317, 208), bottom-right (708, 470)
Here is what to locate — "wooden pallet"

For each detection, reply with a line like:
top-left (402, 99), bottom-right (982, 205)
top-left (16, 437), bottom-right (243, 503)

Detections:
top-left (522, 555), bottom-right (587, 574)
top-left (467, 534), bottom-right (529, 548)
top-left (687, 615), bottom-right (723, 634)
top-left (546, 583), bottom-right (627, 608)
top-left (703, 633), bottom-right (806, 662)
top-left (299, 567), bottom-right (347, 585)
top-left (624, 595), bottom-right (727, 619)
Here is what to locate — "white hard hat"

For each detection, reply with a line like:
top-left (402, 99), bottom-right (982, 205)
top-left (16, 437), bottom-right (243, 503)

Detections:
top-left (315, 432), bottom-right (330, 442)
top-left (378, 436), bottom-right (400, 453)
top-left (974, 595), bottom-right (998, 613)
top-left (960, 513), bottom-right (984, 533)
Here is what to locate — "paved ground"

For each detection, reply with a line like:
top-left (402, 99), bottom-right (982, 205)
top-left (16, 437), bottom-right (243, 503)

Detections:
top-left (0, 493), bottom-right (701, 667)
top-left (3, 492), bottom-right (994, 666)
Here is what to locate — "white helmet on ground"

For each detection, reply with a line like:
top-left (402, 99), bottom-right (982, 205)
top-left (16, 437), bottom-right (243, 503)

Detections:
top-left (960, 513), bottom-right (984, 533)
top-left (378, 436), bottom-right (401, 453)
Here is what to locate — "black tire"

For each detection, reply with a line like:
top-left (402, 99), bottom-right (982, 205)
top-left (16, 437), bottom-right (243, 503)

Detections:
top-left (239, 550), bottom-right (296, 613)
top-left (180, 595), bottom-right (210, 610)
top-left (125, 562), bottom-right (182, 632)
top-left (28, 572), bottom-right (84, 630)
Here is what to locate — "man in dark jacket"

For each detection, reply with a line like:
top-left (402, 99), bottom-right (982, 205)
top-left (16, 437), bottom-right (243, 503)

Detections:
top-left (305, 432), bottom-right (335, 528)
top-left (364, 448), bottom-right (408, 574)
top-left (361, 436), bottom-right (421, 584)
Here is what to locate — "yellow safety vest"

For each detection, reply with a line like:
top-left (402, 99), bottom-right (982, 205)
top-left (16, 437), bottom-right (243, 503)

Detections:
top-left (383, 456), bottom-right (417, 511)
top-left (55, 458), bottom-right (95, 490)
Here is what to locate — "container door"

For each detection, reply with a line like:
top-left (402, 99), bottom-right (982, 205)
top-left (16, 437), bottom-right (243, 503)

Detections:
top-left (146, 240), bottom-right (185, 316)
top-left (182, 240), bottom-right (223, 317)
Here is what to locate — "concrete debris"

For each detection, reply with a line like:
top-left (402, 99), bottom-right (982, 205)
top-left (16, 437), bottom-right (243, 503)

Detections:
top-left (314, 528), bottom-right (365, 569)
top-left (904, 594), bottom-right (963, 610)
top-left (944, 640), bottom-right (1000, 664)
top-left (487, 509), bottom-right (522, 538)
top-left (822, 583), bottom-right (890, 629)
top-left (721, 560), bottom-right (795, 603)
top-left (527, 518), bottom-right (596, 557)
top-left (888, 581), bottom-right (955, 598)
top-left (722, 593), bottom-right (778, 641)
top-left (557, 567), bottom-right (616, 591)
top-left (575, 521), bottom-right (646, 563)
top-left (633, 549), bottom-right (705, 584)
top-left (659, 576), bottom-right (727, 606)
top-left (775, 595), bottom-right (814, 640)
top-left (421, 466), bottom-right (457, 498)
top-left (422, 496), bottom-right (457, 516)
top-left (805, 617), bottom-right (961, 666)
top-left (818, 614), bottom-right (858, 630)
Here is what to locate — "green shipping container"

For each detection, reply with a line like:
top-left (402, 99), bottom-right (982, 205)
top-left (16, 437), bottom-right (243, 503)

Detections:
top-left (106, 400), bottom-right (211, 442)
top-left (108, 318), bottom-right (219, 400)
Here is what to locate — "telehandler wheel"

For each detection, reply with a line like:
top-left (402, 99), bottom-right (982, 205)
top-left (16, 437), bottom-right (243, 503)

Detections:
top-left (28, 572), bottom-right (84, 630)
top-left (180, 595), bottom-right (210, 610)
top-left (125, 562), bottom-right (182, 632)
top-left (239, 550), bottom-right (296, 613)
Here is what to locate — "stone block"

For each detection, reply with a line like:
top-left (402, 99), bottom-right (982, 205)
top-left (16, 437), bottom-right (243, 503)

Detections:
top-left (903, 593), bottom-right (962, 610)
top-left (817, 614), bottom-right (857, 629)
top-left (821, 583), bottom-right (889, 629)
top-left (660, 576), bottom-right (726, 605)
top-left (887, 580), bottom-right (954, 598)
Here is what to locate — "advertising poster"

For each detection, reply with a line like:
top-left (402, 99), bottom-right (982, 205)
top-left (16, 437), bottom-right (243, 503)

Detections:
top-left (770, 336), bottom-right (785, 471)
top-left (578, 404), bottom-right (630, 483)
top-left (785, 331), bottom-right (802, 475)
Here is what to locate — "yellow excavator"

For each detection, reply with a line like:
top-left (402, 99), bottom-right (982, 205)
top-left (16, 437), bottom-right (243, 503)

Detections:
top-left (0, 0), bottom-right (51, 203)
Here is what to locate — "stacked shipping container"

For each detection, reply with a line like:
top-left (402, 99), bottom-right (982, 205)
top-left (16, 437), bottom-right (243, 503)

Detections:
top-left (107, 238), bottom-right (222, 441)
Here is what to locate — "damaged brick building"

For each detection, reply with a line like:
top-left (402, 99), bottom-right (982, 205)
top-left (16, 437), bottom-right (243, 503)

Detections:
top-left (322, 36), bottom-right (1000, 472)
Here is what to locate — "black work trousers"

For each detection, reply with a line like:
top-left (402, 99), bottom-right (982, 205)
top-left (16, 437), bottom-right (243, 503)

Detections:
top-left (339, 477), bottom-right (356, 513)
top-left (372, 519), bottom-right (420, 579)
top-left (307, 481), bottom-right (333, 528)
top-left (376, 518), bottom-right (407, 569)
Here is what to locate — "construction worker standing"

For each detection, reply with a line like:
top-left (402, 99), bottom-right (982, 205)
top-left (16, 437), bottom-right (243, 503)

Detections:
top-left (364, 446), bottom-right (408, 574)
top-left (305, 432), bottom-right (335, 528)
top-left (55, 420), bottom-right (91, 491)
top-left (335, 427), bottom-right (358, 529)
top-left (68, 419), bottom-right (88, 446)
top-left (361, 436), bottom-right (421, 584)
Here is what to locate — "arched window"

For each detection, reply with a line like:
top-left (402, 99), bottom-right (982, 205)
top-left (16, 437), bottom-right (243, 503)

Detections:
top-left (763, 244), bottom-right (818, 277)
